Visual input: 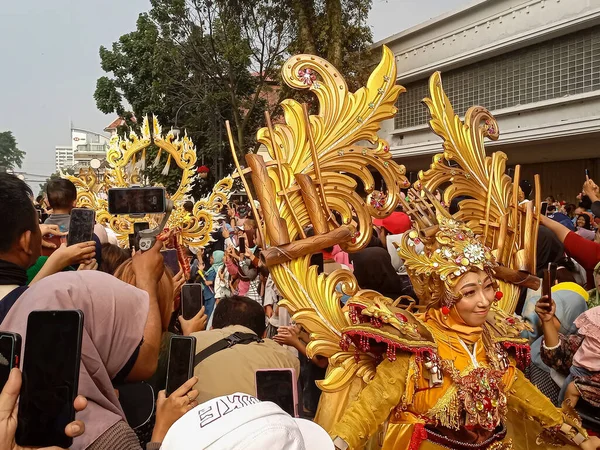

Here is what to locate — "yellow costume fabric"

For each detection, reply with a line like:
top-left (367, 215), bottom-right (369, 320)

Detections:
top-left (330, 308), bottom-right (584, 450)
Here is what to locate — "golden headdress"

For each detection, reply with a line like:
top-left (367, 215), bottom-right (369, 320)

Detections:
top-left (412, 72), bottom-right (542, 313)
top-left (398, 212), bottom-right (496, 307)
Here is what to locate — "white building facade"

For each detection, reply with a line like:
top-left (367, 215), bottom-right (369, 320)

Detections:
top-left (374, 0), bottom-right (600, 201)
top-left (71, 128), bottom-right (110, 169)
top-left (54, 145), bottom-right (74, 172)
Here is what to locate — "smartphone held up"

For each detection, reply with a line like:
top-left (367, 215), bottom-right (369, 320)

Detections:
top-left (255, 368), bottom-right (299, 417)
top-left (67, 208), bottom-right (96, 247)
top-left (166, 335), bottom-right (196, 397)
top-left (108, 187), bottom-right (166, 215)
top-left (181, 284), bottom-right (203, 320)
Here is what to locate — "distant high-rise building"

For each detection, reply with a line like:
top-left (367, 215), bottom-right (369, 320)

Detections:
top-left (55, 145), bottom-right (74, 172)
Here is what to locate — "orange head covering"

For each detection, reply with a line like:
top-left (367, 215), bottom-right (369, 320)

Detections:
top-left (425, 304), bottom-right (483, 345)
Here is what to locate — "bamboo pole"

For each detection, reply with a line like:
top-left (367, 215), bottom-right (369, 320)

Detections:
top-left (264, 111), bottom-right (305, 239)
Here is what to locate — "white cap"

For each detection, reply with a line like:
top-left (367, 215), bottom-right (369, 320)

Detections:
top-left (161, 393), bottom-right (334, 450)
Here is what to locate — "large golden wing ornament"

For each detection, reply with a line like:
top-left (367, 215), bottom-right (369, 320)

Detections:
top-left (415, 72), bottom-right (541, 313)
top-left (239, 47), bottom-right (434, 393)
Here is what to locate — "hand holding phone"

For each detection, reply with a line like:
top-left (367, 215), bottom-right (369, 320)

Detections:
top-left (535, 295), bottom-right (556, 323)
top-left (238, 236), bottom-right (246, 255)
top-left (154, 376), bottom-right (198, 443)
top-left (179, 306), bottom-right (207, 336)
top-left (67, 208), bottom-right (96, 247)
top-left (0, 369), bottom-right (87, 445)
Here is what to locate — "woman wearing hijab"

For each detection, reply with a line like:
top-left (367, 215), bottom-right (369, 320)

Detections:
top-left (0, 243), bottom-right (199, 450)
top-left (521, 283), bottom-right (589, 405)
top-left (349, 247), bottom-right (414, 300)
top-left (330, 217), bottom-right (598, 450)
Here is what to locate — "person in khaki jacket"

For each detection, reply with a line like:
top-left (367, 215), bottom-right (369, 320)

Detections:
top-left (190, 295), bottom-right (300, 404)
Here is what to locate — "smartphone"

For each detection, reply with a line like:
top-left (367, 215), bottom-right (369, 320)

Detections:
top-left (67, 208), bottom-right (95, 247)
top-left (541, 262), bottom-right (558, 306)
top-left (0, 332), bottom-right (21, 391)
top-left (16, 310), bottom-right (84, 448)
top-left (108, 187), bottom-right (166, 215)
top-left (255, 368), bottom-right (298, 417)
top-left (585, 168), bottom-right (590, 179)
top-left (165, 336), bottom-right (196, 397)
top-left (134, 222), bottom-right (150, 235)
top-left (540, 201), bottom-right (548, 216)
top-left (310, 252), bottom-right (324, 275)
top-left (239, 236), bottom-right (246, 254)
top-left (181, 284), bottom-right (203, 320)
top-left (162, 249), bottom-right (180, 274)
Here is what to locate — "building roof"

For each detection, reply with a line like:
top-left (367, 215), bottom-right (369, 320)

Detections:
top-left (372, 0), bottom-right (490, 48)
top-left (104, 117), bottom-right (126, 132)
top-left (104, 116), bottom-right (137, 132)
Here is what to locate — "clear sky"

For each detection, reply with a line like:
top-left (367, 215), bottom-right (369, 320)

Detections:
top-left (0, 0), bottom-right (471, 187)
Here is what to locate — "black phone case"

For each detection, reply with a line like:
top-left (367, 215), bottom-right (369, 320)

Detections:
top-left (165, 336), bottom-right (196, 397)
top-left (182, 285), bottom-right (204, 320)
top-left (16, 310), bottom-right (84, 449)
top-left (0, 332), bottom-right (22, 390)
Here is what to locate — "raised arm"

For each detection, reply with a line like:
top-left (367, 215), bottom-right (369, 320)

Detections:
top-left (540, 215), bottom-right (600, 271)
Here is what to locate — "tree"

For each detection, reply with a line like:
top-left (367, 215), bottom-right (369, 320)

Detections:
top-left (0, 131), bottom-right (26, 171)
top-left (94, 0), bottom-right (373, 197)
top-left (289, 0), bottom-right (373, 91)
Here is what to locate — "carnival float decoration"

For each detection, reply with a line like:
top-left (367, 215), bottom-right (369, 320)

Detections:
top-left (65, 115), bottom-right (232, 251)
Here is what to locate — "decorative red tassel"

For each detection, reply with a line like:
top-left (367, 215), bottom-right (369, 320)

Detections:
top-left (409, 423), bottom-right (427, 450)
top-left (441, 306), bottom-right (450, 316)
top-left (495, 291), bottom-right (504, 301)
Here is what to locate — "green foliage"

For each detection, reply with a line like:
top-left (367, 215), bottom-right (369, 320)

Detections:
top-left (0, 131), bottom-right (26, 171)
top-left (288, 0), bottom-right (373, 91)
top-left (94, 0), bottom-right (373, 199)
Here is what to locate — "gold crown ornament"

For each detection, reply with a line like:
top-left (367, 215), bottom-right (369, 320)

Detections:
top-left (398, 214), bottom-right (496, 307)
top-left (413, 72), bottom-right (542, 313)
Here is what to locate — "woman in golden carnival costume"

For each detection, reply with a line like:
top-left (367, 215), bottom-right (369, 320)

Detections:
top-left (212, 44), bottom-right (600, 450)
top-left (329, 212), bottom-right (600, 450)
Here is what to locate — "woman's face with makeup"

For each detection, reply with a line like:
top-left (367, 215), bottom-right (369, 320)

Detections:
top-left (453, 269), bottom-right (494, 326)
